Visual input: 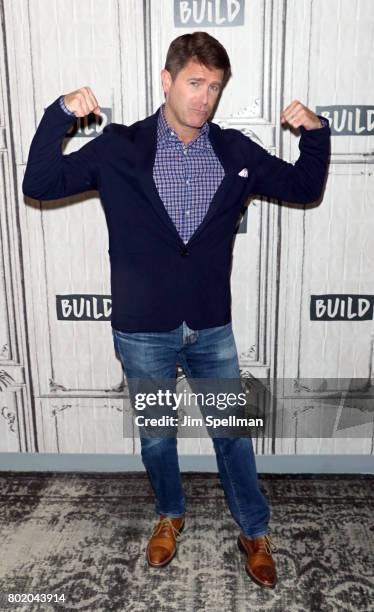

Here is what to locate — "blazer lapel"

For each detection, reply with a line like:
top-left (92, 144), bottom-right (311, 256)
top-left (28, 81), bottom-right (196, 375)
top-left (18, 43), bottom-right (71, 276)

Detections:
top-left (135, 110), bottom-right (185, 247)
top-left (186, 121), bottom-right (253, 245)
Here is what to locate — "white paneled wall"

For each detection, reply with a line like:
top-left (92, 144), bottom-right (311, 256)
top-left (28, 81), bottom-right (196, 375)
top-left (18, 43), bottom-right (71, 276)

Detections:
top-left (0, 0), bottom-right (372, 457)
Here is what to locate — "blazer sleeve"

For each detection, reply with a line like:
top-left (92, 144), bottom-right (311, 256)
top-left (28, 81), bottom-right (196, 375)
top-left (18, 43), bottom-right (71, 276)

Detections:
top-left (22, 96), bottom-right (109, 201)
top-left (247, 122), bottom-right (330, 204)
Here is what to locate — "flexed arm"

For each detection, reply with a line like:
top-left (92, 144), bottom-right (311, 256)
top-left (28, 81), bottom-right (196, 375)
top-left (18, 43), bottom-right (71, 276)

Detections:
top-left (22, 87), bottom-right (107, 201)
top-left (248, 100), bottom-right (330, 204)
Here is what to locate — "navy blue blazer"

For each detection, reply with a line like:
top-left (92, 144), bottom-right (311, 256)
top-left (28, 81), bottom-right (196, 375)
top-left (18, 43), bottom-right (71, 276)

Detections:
top-left (22, 97), bottom-right (330, 332)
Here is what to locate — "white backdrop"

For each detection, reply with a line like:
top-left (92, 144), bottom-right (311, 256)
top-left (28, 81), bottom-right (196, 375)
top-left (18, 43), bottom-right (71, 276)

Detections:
top-left (0, 0), bottom-right (373, 459)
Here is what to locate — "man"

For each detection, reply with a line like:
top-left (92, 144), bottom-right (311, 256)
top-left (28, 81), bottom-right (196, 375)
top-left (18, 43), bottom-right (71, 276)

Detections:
top-left (23, 32), bottom-right (330, 589)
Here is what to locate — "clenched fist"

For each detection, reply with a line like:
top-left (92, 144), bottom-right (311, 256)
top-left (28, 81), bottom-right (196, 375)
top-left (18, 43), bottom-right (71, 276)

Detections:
top-left (281, 100), bottom-right (322, 130)
top-left (63, 86), bottom-right (101, 117)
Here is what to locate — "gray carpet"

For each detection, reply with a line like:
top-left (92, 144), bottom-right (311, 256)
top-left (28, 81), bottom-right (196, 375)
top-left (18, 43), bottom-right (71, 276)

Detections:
top-left (0, 472), bottom-right (373, 611)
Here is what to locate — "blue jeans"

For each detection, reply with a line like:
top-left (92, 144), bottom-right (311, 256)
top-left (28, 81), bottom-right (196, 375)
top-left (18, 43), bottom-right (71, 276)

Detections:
top-left (112, 321), bottom-right (270, 538)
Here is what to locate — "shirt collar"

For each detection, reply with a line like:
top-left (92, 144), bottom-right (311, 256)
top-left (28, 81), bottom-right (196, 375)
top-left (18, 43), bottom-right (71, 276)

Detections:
top-left (157, 103), bottom-right (209, 147)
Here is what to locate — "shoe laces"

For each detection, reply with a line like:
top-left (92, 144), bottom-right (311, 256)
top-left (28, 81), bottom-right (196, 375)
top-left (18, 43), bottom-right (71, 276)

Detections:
top-left (152, 517), bottom-right (184, 540)
top-left (258, 534), bottom-right (277, 555)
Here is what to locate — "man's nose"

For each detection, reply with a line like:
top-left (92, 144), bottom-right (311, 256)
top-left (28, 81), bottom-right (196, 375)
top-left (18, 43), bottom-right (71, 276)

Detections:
top-left (199, 87), bottom-right (209, 106)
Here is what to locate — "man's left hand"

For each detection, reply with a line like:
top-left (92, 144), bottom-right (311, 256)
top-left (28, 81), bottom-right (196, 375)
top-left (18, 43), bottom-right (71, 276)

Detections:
top-left (280, 100), bottom-right (323, 130)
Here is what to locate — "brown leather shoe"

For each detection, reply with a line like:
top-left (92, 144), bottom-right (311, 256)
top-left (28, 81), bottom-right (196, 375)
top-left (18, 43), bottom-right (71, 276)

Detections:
top-left (146, 515), bottom-right (185, 567)
top-left (238, 533), bottom-right (277, 588)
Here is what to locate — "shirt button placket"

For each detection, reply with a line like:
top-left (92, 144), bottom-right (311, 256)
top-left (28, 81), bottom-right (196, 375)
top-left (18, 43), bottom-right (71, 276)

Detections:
top-left (185, 149), bottom-right (192, 241)
top-left (181, 143), bottom-right (189, 240)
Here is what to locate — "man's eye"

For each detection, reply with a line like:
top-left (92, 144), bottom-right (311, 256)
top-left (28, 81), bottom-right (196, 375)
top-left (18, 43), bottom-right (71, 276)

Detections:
top-left (210, 85), bottom-right (220, 92)
top-left (190, 82), bottom-right (199, 87)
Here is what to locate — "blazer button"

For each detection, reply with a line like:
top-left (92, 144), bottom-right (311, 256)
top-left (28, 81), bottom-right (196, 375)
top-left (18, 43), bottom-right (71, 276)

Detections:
top-left (181, 249), bottom-right (189, 257)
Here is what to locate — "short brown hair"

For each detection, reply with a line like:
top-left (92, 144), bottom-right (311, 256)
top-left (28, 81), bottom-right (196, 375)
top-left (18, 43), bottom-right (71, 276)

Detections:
top-left (165, 32), bottom-right (231, 86)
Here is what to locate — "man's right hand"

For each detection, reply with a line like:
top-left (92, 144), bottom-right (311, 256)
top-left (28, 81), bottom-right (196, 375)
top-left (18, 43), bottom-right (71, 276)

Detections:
top-left (63, 87), bottom-right (101, 117)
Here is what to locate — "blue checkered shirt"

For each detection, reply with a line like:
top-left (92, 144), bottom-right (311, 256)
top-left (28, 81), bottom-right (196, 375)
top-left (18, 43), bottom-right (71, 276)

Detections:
top-left (58, 96), bottom-right (225, 243)
top-left (153, 104), bottom-right (224, 243)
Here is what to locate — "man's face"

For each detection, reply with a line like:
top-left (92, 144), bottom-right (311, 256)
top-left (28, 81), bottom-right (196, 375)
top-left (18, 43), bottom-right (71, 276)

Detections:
top-left (161, 58), bottom-right (224, 130)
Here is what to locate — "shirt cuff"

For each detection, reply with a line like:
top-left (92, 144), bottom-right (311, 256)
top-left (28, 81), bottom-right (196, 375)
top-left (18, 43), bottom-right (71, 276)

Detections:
top-left (59, 95), bottom-right (76, 117)
top-left (318, 115), bottom-right (330, 129)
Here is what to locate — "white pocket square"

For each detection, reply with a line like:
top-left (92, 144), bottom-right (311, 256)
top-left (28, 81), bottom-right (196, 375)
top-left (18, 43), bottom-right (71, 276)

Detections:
top-left (238, 168), bottom-right (248, 177)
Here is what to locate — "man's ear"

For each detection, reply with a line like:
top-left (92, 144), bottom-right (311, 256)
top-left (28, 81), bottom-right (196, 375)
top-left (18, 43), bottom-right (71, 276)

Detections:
top-left (161, 68), bottom-right (172, 95)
